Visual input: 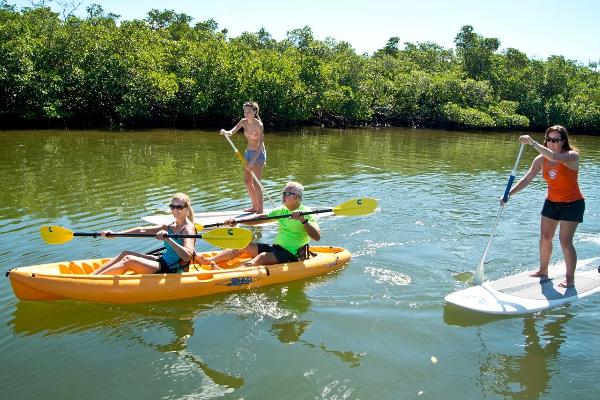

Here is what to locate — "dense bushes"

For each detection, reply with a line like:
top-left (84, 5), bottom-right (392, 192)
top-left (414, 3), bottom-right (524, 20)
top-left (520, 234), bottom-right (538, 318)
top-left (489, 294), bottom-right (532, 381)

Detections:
top-left (1, 3), bottom-right (598, 132)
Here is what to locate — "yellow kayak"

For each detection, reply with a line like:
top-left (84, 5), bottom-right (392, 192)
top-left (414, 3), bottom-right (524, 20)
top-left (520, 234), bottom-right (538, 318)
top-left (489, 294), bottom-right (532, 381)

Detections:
top-left (7, 246), bottom-right (351, 304)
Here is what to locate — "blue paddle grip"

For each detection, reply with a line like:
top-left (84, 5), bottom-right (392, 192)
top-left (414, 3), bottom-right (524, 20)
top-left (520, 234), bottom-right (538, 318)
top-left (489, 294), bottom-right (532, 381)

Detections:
top-left (502, 175), bottom-right (516, 202)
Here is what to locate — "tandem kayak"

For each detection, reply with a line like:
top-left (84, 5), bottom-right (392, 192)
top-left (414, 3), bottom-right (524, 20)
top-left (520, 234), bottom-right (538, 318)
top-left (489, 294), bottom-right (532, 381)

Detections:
top-left (7, 246), bottom-right (351, 304)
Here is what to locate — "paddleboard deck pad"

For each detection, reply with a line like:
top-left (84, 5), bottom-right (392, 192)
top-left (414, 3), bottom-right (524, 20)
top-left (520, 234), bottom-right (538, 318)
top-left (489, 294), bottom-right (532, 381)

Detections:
top-left (445, 257), bottom-right (600, 314)
top-left (142, 208), bottom-right (333, 227)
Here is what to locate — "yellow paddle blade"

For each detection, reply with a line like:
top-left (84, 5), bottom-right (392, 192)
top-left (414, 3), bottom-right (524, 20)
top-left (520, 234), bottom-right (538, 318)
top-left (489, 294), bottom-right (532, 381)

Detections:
top-left (194, 223), bottom-right (205, 231)
top-left (40, 226), bottom-right (74, 244)
top-left (235, 150), bottom-right (247, 167)
top-left (202, 227), bottom-right (253, 249)
top-left (332, 198), bottom-right (378, 216)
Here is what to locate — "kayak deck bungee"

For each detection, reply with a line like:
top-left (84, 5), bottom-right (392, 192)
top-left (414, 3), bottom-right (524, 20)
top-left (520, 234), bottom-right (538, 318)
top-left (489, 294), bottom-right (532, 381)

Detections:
top-left (7, 246), bottom-right (351, 304)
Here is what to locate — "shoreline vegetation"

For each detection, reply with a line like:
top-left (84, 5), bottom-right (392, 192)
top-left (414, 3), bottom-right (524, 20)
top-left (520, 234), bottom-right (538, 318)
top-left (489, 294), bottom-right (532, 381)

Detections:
top-left (1, 3), bottom-right (599, 133)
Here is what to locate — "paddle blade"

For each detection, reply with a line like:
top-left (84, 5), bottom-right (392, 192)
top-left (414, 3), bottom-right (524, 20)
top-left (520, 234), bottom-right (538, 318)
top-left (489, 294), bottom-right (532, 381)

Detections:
top-left (40, 226), bottom-right (74, 245)
top-left (472, 262), bottom-right (485, 285)
top-left (332, 198), bottom-right (378, 216)
top-left (202, 227), bottom-right (253, 249)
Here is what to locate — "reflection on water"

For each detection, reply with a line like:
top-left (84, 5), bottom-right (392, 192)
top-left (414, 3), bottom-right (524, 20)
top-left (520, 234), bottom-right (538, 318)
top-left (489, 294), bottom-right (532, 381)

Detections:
top-left (2, 128), bottom-right (600, 399)
top-left (9, 300), bottom-right (243, 394)
top-left (443, 301), bottom-right (573, 399)
top-left (8, 278), bottom-right (365, 396)
top-left (443, 303), bottom-right (517, 328)
top-left (478, 312), bottom-right (572, 400)
top-left (270, 283), bottom-right (366, 368)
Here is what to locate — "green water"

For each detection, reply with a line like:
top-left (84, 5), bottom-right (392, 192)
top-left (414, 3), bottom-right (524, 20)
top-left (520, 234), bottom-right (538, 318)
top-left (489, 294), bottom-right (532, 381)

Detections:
top-left (1, 128), bottom-right (599, 399)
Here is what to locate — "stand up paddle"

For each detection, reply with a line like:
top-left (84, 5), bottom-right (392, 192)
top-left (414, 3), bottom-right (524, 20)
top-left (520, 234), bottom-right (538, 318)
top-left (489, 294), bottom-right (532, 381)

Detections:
top-left (40, 226), bottom-right (253, 249)
top-left (222, 133), bottom-right (276, 208)
top-left (193, 197), bottom-right (378, 230)
top-left (472, 144), bottom-right (525, 285)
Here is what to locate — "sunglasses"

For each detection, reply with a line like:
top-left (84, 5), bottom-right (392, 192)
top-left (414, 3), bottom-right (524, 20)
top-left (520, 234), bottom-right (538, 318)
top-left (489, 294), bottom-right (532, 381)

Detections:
top-left (545, 136), bottom-right (563, 143)
top-left (169, 204), bottom-right (187, 210)
top-left (282, 191), bottom-right (297, 197)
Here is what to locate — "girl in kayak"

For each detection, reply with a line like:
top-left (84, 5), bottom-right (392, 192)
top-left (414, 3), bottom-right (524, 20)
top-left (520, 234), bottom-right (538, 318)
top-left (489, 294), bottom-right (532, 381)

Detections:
top-left (220, 101), bottom-right (266, 213)
top-left (505, 125), bottom-right (584, 288)
top-left (92, 193), bottom-right (205, 275)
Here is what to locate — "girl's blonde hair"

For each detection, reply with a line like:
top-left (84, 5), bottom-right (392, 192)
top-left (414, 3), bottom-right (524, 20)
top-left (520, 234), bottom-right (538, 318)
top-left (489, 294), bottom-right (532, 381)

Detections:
top-left (172, 192), bottom-right (194, 223)
top-left (243, 101), bottom-right (261, 121)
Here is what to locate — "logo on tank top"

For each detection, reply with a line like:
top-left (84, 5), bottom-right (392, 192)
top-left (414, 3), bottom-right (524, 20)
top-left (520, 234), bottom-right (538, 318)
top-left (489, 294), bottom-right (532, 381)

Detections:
top-left (548, 169), bottom-right (557, 179)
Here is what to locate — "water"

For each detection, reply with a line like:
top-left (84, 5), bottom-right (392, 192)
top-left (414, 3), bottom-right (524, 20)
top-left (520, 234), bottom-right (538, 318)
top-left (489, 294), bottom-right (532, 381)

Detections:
top-left (1, 128), bottom-right (599, 399)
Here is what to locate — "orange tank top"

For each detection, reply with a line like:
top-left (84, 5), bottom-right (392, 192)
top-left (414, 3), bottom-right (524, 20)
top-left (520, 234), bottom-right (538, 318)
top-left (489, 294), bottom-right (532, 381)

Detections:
top-left (543, 159), bottom-right (584, 202)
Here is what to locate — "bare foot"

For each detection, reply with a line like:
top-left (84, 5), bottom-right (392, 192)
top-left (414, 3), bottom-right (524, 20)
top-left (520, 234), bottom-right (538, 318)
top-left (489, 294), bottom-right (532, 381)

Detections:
top-left (530, 270), bottom-right (548, 279)
top-left (243, 207), bottom-right (257, 212)
top-left (558, 278), bottom-right (574, 288)
top-left (195, 256), bottom-right (221, 270)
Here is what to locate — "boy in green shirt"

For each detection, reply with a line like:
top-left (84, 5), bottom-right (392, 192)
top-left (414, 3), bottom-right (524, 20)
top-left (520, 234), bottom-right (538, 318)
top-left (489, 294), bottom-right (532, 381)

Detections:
top-left (207, 182), bottom-right (321, 267)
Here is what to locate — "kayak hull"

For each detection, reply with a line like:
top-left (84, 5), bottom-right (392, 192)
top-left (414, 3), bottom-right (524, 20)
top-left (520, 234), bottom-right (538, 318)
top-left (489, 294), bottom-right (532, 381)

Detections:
top-left (8, 246), bottom-right (350, 304)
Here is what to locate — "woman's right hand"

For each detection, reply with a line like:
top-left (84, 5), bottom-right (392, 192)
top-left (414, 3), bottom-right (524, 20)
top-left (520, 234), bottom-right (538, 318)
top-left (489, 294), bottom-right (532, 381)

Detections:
top-left (100, 230), bottom-right (113, 239)
top-left (155, 230), bottom-right (168, 240)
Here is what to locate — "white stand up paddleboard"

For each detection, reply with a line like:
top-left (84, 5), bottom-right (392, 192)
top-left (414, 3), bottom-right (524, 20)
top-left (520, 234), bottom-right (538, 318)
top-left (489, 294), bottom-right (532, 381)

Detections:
top-left (142, 207), bottom-right (332, 227)
top-left (142, 210), bottom-right (265, 227)
top-left (445, 257), bottom-right (600, 315)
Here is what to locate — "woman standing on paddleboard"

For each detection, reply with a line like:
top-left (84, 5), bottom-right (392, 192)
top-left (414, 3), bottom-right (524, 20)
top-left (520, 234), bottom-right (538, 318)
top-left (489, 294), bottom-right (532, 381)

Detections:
top-left (506, 125), bottom-right (584, 288)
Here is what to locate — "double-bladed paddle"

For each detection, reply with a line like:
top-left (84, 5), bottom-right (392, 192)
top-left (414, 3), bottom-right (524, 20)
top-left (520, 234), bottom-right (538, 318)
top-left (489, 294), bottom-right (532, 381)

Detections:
top-left (194, 197), bottom-right (378, 230)
top-left (40, 226), bottom-right (253, 249)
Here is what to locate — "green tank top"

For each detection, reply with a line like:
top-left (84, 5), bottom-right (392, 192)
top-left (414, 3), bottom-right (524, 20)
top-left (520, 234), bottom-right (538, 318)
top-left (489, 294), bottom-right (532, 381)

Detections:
top-left (267, 204), bottom-right (317, 255)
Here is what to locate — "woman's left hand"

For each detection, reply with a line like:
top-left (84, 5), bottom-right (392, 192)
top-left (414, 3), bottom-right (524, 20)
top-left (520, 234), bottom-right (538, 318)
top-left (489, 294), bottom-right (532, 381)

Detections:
top-left (519, 135), bottom-right (533, 145)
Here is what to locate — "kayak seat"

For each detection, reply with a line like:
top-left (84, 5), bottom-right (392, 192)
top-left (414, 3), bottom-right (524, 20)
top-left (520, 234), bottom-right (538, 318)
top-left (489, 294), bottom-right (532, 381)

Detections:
top-left (57, 262), bottom-right (94, 275)
top-left (68, 262), bottom-right (85, 274)
top-left (58, 263), bottom-right (71, 274)
top-left (80, 262), bottom-right (95, 274)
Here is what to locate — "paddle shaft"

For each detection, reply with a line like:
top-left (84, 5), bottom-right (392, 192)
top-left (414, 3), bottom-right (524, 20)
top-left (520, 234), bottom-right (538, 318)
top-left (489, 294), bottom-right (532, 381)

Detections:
top-left (223, 134), bottom-right (276, 208)
top-left (235, 208), bottom-right (332, 224)
top-left (196, 208), bottom-right (333, 228)
top-left (502, 143), bottom-right (526, 202)
top-left (473, 143), bottom-right (526, 285)
top-left (191, 198), bottom-right (377, 230)
top-left (196, 208), bottom-right (332, 229)
top-left (73, 232), bottom-right (211, 239)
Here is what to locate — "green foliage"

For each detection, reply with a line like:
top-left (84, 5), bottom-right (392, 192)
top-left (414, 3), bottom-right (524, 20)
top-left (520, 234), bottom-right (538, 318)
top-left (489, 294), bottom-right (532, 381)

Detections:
top-left (488, 100), bottom-right (529, 128)
top-left (441, 102), bottom-right (496, 129)
top-left (455, 25), bottom-right (500, 81)
top-left (0, 5), bottom-right (599, 133)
